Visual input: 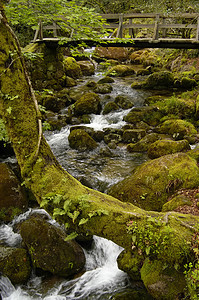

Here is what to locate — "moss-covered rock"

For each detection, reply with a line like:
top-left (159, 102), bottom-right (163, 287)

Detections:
top-left (124, 106), bottom-right (164, 127)
top-left (115, 95), bottom-right (134, 109)
top-left (77, 60), bottom-right (95, 76)
top-left (127, 133), bottom-right (166, 153)
top-left (73, 92), bottom-right (101, 116)
top-left (94, 83), bottom-right (113, 94)
top-left (68, 129), bottom-right (98, 151)
top-left (162, 194), bottom-right (192, 212)
top-left (97, 76), bottom-right (115, 84)
top-left (65, 76), bottom-right (77, 87)
top-left (20, 216), bottom-right (85, 277)
top-left (44, 111), bottom-right (67, 131)
top-left (63, 57), bottom-right (82, 79)
top-left (0, 246), bottom-right (31, 284)
top-left (123, 129), bottom-right (146, 143)
top-left (141, 258), bottom-right (186, 299)
top-left (180, 77), bottom-right (197, 89)
top-left (107, 65), bottom-right (136, 77)
top-left (155, 119), bottom-right (197, 140)
top-left (41, 95), bottom-right (66, 113)
top-left (103, 101), bottom-right (119, 114)
top-left (147, 139), bottom-right (190, 159)
top-left (108, 153), bottom-right (199, 211)
top-left (143, 71), bottom-right (175, 89)
top-left (0, 163), bottom-right (28, 223)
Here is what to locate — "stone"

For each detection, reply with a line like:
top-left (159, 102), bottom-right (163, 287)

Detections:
top-left (77, 61), bottom-right (95, 76)
top-left (20, 216), bottom-right (86, 277)
top-left (73, 92), bottom-right (101, 116)
top-left (63, 57), bottom-right (82, 79)
top-left (68, 129), bottom-right (98, 151)
top-left (123, 129), bottom-right (146, 143)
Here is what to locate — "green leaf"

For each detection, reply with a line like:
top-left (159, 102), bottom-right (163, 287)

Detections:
top-left (145, 246), bottom-right (151, 255)
top-left (132, 235), bottom-right (137, 243)
top-left (6, 107), bottom-right (12, 114)
top-left (53, 208), bottom-right (65, 217)
top-left (64, 231), bottom-right (78, 241)
top-left (79, 218), bottom-right (89, 225)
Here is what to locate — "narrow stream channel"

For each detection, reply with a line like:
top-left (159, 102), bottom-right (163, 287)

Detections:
top-left (0, 72), bottom-right (153, 299)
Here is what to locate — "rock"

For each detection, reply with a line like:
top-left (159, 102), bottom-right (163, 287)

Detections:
top-left (115, 95), bottom-right (134, 109)
top-left (97, 76), bottom-right (115, 84)
top-left (155, 119), bottom-right (197, 140)
top-left (0, 246), bottom-right (31, 284)
top-left (65, 76), bottom-right (77, 87)
top-left (129, 49), bottom-right (155, 65)
top-left (180, 77), bottom-right (197, 89)
top-left (108, 153), bottom-right (199, 211)
top-left (127, 133), bottom-right (165, 153)
top-left (103, 102), bottom-right (119, 114)
top-left (68, 129), bottom-right (98, 151)
top-left (94, 47), bottom-right (129, 61)
top-left (137, 68), bottom-right (151, 76)
top-left (144, 71), bottom-right (175, 89)
top-left (94, 83), bottom-right (113, 94)
top-left (104, 133), bottom-right (122, 145)
top-left (20, 216), bottom-right (86, 277)
top-left (141, 258), bottom-right (186, 299)
top-left (123, 129), bottom-right (146, 143)
top-left (73, 92), bottom-right (101, 116)
top-left (124, 106), bottom-right (164, 127)
top-left (0, 163), bottom-right (28, 223)
top-left (107, 65), bottom-right (136, 77)
top-left (63, 57), bottom-right (82, 79)
top-left (147, 139), bottom-right (191, 159)
top-left (162, 194), bottom-right (192, 212)
top-left (45, 111), bottom-right (67, 131)
top-left (77, 61), bottom-right (95, 76)
top-left (117, 250), bottom-right (142, 281)
top-left (41, 95), bottom-right (66, 113)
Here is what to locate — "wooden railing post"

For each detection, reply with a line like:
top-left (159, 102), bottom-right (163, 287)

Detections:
top-left (33, 20), bottom-right (43, 42)
top-left (116, 14), bottom-right (124, 38)
top-left (196, 16), bottom-right (199, 41)
top-left (153, 14), bottom-right (160, 40)
top-left (128, 18), bottom-right (134, 38)
top-left (53, 21), bottom-right (58, 37)
top-left (162, 17), bottom-right (167, 38)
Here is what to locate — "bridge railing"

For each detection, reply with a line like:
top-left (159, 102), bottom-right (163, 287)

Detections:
top-left (100, 13), bottom-right (199, 41)
top-left (33, 13), bottom-right (199, 42)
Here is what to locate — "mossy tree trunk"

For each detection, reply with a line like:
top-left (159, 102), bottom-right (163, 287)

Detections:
top-left (0, 4), bottom-right (199, 297)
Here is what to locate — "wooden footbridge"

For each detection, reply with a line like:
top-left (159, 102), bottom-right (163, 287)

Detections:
top-left (33, 13), bottom-right (199, 49)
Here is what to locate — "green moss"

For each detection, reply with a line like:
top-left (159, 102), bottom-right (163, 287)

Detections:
top-left (63, 57), bottom-right (82, 79)
top-left (73, 92), bottom-right (101, 116)
top-left (68, 129), bottom-right (98, 151)
top-left (162, 194), bottom-right (192, 212)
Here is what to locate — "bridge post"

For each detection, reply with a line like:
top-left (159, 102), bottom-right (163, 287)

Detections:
top-left (196, 17), bottom-right (199, 41)
top-left (33, 20), bottom-right (43, 42)
top-left (153, 14), bottom-right (160, 41)
top-left (116, 14), bottom-right (124, 38)
top-left (53, 21), bottom-right (58, 38)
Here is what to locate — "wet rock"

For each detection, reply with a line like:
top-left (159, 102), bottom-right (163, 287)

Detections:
top-left (77, 61), bottom-right (95, 76)
top-left (108, 153), bottom-right (199, 211)
top-left (73, 92), bottom-right (101, 116)
top-left (20, 216), bottom-right (86, 277)
top-left (0, 163), bottom-right (28, 223)
top-left (86, 80), bottom-right (97, 88)
top-left (63, 57), bottom-right (82, 79)
top-left (155, 119), bottom-right (197, 140)
top-left (94, 83), bottom-right (113, 94)
top-left (107, 65), bottom-right (136, 77)
top-left (45, 111), bottom-right (67, 131)
top-left (115, 95), bottom-right (134, 109)
top-left (68, 129), bottom-right (98, 151)
top-left (127, 133), bottom-right (167, 153)
top-left (0, 246), bottom-right (31, 284)
top-left (41, 95), bottom-right (66, 113)
top-left (124, 106), bottom-right (164, 127)
top-left (148, 139), bottom-right (190, 159)
top-left (141, 258), bottom-right (186, 299)
top-left (123, 129), bottom-right (146, 143)
top-left (97, 76), bottom-right (115, 84)
top-left (65, 76), bottom-right (77, 87)
top-left (103, 102), bottom-right (119, 114)
top-left (104, 133), bottom-right (122, 145)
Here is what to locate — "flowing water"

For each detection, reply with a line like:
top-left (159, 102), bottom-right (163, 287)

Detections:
top-left (0, 72), bottom-right (152, 299)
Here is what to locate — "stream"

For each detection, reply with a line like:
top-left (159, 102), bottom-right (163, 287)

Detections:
top-left (0, 71), bottom-right (153, 299)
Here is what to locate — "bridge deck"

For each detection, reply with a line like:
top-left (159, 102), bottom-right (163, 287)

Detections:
top-left (34, 37), bottom-right (199, 49)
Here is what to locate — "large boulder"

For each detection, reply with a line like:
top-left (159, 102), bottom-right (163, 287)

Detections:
top-left (155, 119), bottom-right (197, 140)
top-left (144, 71), bottom-right (175, 89)
top-left (141, 258), bottom-right (186, 299)
top-left (77, 61), bottom-right (95, 76)
top-left (68, 129), bottom-right (98, 151)
top-left (107, 65), bottom-right (136, 77)
top-left (20, 216), bottom-right (86, 277)
top-left (63, 57), bottom-right (82, 79)
top-left (0, 246), bottom-right (31, 284)
top-left (0, 163), bottom-right (28, 223)
top-left (127, 133), bottom-right (167, 153)
top-left (108, 153), bottom-right (199, 211)
top-left (73, 92), bottom-right (101, 116)
top-left (147, 139), bottom-right (190, 159)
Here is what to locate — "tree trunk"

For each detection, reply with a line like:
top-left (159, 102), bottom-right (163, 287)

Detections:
top-left (0, 4), bottom-right (198, 297)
